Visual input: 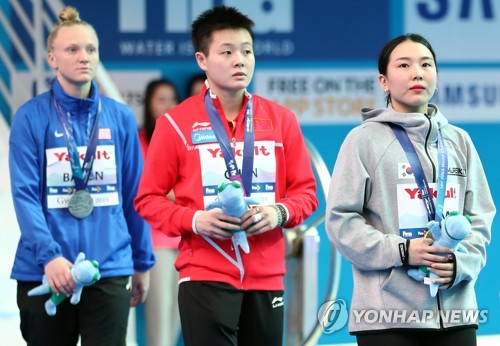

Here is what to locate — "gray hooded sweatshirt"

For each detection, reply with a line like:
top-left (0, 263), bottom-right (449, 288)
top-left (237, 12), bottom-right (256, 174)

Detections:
top-left (326, 104), bottom-right (495, 333)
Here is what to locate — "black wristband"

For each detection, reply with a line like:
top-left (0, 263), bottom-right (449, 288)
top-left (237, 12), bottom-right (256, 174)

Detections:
top-left (399, 239), bottom-right (410, 266)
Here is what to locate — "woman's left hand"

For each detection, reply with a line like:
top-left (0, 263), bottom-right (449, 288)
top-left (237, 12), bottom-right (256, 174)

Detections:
top-left (429, 254), bottom-right (455, 289)
top-left (240, 206), bottom-right (279, 236)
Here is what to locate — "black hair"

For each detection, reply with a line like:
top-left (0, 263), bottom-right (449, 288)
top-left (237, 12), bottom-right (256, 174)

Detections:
top-left (186, 72), bottom-right (206, 98)
top-left (191, 6), bottom-right (255, 56)
top-left (378, 33), bottom-right (438, 106)
top-left (143, 79), bottom-right (179, 142)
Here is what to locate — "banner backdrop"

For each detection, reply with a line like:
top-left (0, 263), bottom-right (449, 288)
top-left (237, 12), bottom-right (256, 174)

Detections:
top-left (6, 0), bottom-right (500, 123)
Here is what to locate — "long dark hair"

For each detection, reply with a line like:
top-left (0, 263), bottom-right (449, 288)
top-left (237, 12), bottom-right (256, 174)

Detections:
top-left (143, 79), bottom-right (179, 142)
top-left (186, 72), bottom-right (206, 99)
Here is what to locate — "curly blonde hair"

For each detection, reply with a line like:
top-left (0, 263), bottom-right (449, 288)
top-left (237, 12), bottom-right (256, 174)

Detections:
top-left (46, 6), bottom-right (97, 51)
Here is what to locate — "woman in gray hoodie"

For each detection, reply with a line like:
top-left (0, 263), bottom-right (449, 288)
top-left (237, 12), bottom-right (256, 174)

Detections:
top-left (326, 34), bottom-right (495, 346)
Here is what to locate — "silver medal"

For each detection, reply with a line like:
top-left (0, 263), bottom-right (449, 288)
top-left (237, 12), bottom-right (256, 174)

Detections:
top-left (68, 190), bottom-right (94, 219)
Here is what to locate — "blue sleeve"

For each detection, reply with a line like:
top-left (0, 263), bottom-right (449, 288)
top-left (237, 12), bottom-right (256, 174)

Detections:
top-left (120, 107), bottom-right (156, 271)
top-left (9, 105), bottom-right (63, 267)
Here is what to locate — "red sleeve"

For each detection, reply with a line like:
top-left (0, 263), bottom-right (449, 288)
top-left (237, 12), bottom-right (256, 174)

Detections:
top-left (278, 111), bottom-right (318, 227)
top-left (134, 116), bottom-right (196, 236)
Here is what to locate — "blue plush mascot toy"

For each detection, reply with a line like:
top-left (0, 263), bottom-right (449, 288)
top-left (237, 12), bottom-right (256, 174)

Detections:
top-left (28, 252), bottom-right (100, 316)
top-left (206, 181), bottom-right (261, 254)
top-left (407, 211), bottom-right (471, 296)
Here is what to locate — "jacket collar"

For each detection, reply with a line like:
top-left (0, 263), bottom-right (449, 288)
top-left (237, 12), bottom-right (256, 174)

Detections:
top-left (51, 78), bottom-right (99, 115)
top-left (361, 104), bottom-right (449, 143)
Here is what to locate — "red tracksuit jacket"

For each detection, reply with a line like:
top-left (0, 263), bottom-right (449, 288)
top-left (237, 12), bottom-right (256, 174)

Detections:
top-left (135, 85), bottom-right (317, 290)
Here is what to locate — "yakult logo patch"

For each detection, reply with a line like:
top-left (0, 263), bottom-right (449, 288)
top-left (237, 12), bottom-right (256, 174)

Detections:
top-left (404, 187), bottom-right (457, 200)
top-left (46, 145), bottom-right (119, 209)
top-left (397, 182), bottom-right (461, 239)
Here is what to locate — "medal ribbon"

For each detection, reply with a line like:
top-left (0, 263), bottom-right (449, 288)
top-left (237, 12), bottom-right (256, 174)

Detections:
top-left (434, 129), bottom-right (448, 222)
top-left (200, 91), bottom-right (254, 278)
top-left (53, 95), bottom-right (101, 191)
top-left (204, 90), bottom-right (254, 196)
top-left (390, 123), bottom-right (448, 222)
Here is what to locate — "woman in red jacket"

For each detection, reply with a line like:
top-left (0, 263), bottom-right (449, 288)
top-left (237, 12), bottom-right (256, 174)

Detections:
top-left (138, 78), bottom-right (181, 346)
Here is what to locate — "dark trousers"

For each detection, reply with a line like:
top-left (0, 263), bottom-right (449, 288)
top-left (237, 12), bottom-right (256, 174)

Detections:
top-left (17, 277), bottom-right (130, 346)
top-left (356, 327), bottom-right (477, 346)
top-left (178, 281), bottom-right (284, 346)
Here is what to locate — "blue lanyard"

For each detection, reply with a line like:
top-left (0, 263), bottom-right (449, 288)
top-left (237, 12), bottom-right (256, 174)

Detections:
top-left (204, 91), bottom-right (254, 196)
top-left (390, 123), bottom-right (448, 222)
top-left (434, 130), bottom-right (448, 222)
top-left (53, 95), bottom-right (101, 191)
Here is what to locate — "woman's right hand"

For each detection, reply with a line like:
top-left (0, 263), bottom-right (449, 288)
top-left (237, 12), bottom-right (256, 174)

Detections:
top-left (44, 256), bottom-right (75, 297)
top-left (194, 209), bottom-right (242, 239)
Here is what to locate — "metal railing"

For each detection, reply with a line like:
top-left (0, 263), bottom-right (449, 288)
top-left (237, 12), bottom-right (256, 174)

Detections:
top-left (285, 138), bottom-right (343, 346)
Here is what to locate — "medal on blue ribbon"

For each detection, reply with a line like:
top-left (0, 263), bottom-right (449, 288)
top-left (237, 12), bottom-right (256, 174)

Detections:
top-left (68, 189), bottom-right (94, 219)
top-left (203, 90), bottom-right (255, 196)
top-left (53, 93), bottom-right (101, 219)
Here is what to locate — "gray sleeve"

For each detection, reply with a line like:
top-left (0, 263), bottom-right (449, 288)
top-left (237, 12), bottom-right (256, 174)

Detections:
top-left (325, 127), bottom-right (407, 271)
top-left (452, 132), bottom-right (495, 287)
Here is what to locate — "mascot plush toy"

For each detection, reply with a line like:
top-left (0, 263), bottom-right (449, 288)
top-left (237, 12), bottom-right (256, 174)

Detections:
top-left (407, 211), bottom-right (471, 297)
top-left (206, 181), bottom-right (261, 254)
top-left (28, 252), bottom-right (100, 316)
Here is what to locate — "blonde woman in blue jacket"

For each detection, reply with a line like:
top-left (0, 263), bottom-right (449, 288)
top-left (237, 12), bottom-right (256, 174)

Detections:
top-left (326, 34), bottom-right (495, 346)
top-left (9, 6), bottom-right (155, 346)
